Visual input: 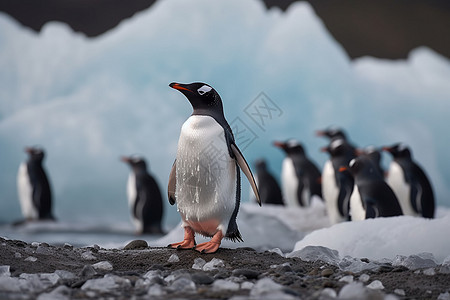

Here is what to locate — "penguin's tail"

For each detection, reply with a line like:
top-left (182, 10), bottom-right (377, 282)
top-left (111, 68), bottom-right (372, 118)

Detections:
top-left (226, 229), bottom-right (244, 243)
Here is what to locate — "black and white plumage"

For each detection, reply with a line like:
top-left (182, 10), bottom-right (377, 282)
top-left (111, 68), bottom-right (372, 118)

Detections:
top-left (273, 140), bottom-right (322, 207)
top-left (356, 146), bottom-right (385, 178)
top-left (253, 159), bottom-right (283, 205)
top-left (168, 82), bottom-right (260, 253)
top-left (121, 156), bottom-right (164, 234)
top-left (17, 147), bottom-right (54, 221)
top-left (383, 143), bottom-right (435, 218)
top-left (344, 156), bottom-right (403, 220)
top-left (321, 138), bottom-right (356, 224)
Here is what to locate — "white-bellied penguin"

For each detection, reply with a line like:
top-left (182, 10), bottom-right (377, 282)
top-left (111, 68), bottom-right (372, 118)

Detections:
top-left (253, 159), bottom-right (283, 205)
top-left (121, 155), bottom-right (164, 234)
top-left (321, 139), bottom-right (355, 224)
top-left (168, 82), bottom-right (260, 254)
top-left (17, 147), bottom-right (54, 221)
top-left (341, 156), bottom-right (403, 220)
top-left (273, 140), bottom-right (322, 207)
top-left (383, 143), bottom-right (435, 218)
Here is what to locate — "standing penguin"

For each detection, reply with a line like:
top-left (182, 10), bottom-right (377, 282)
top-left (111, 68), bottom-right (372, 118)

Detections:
top-left (316, 127), bottom-right (357, 150)
top-left (321, 139), bottom-right (355, 224)
top-left (383, 143), bottom-right (435, 218)
top-left (253, 159), bottom-right (283, 205)
top-left (17, 147), bottom-right (54, 221)
top-left (273, 140), bottom-right (322, 207)
top-left (167, 82), bottom-right (260, 254)
top-left (342, 156), bottom-right (403, 220)
top-left (121, 156), bottom-right (164, 234)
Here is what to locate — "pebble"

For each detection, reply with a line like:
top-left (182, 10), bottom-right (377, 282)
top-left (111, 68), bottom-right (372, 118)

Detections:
top-left (191, 273), bottom-right (214, 285)
top-left (339, 275), bottom-right (354, 283)
top-left (123, 240), bottom-right (148, 250)
top-left (321, 268), bottom-right (334, 277)
top-left (25, 256), bottom-right (37, 262)
top-left (81, 251), bottom-right (96, 260)
top-left (394, 288), bottom-right (406, 296)
top-left (92, 261), bottom-right (113, 271)
top-left (232, 269), bottom-right (260, 279)
top-left (79, 265), bottom-right (96, 277)
top-left (358, 273), bottom-right (370, 283)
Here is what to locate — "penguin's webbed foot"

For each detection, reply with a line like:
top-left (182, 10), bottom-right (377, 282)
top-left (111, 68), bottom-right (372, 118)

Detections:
top-left (195, 231), bottom-right (223, 254)
top-left (168, 227), bottom-right (196, 250)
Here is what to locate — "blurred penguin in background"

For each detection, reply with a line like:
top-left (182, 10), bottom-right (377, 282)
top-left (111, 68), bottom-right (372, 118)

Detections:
top-left (273, 139), bottom-right (322, 207)
top-left (383, 143), bottom-right (435, 218)
top-left (121, 155), bottom-right (164, 234)
top-left (321, 139), bottom-right (355, 224)
top-left (356, 146), bottom-right (385, 178)
top-left (17, 146), bottom-right (55, 222)
top-left (253, 159), bottom-right (284, 205)
top-left (316, 127), bottom-right (357, 150)
top-left (342, 156), bottom-right (403, 220)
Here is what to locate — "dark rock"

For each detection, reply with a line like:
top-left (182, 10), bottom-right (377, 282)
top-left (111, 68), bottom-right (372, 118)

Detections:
top-left (378, 265), bottom-right (394, 273)
top-left (232, 269), bottom-right (260, 279)
top-left (214, 271), bottom-right (230, 280)
top-left (321, 268), bottom-right (334, 277)
top-left (79, 265), bottom-right (96, 277)
top-left (276, 265), bottom-right (292, 274)
top-left (149, 264), bottom-right (165, 271)
top-left (392, 266), bottom-right (408, 272)
top-left (192, 273), bottom-right (214, 285)
top-left (71, 279), bottom-right (87, 288)
top-left (124, 240), bottom-right (148, 250)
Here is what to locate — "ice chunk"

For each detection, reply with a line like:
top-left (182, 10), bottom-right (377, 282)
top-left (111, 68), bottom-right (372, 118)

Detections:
top-left (241, 281), bottom-right (254, 290)
top-left (212, 279), bottom-right (240, 291)
top-left (168, 254), bottom-right (180, 263)
top-left (0, 277), bottom-right (21, 292)
top-left (0, 265), bottom-right (10, 277)
top-left (358, 273), bottom-right (370, 283)
top-left (92, 261), bottom-right (113, 271)
top-left (438, 292), bottom-right (450, 300)
top-left (339, 275), bottom-right (353, 283)
top-left (31, 242), bottom-right (40, 247)
top-left (169, 277), bottom-right (196, 292)
top-left (55, 270), bottom-right (76, 280)
top-left (203, 258), bottom-right (225, 271)
top-left (148, 284), bottom-right (166, 296)
top-left (37, 285), bottom-right (71, 300)
top-left (288, 246), bottom-right (340, 266)
top-left (423, 268), bottom-right (436, 276)
top-left (250, 277), bottom-right (283, 296)
top-left (392, 253), bottom-right (437, 270)
top-left (339, 256), bottom-right (380, 273)
top-left (366, 280), bottom-right (384, 290)
top-left (81, 274), bottom-right (131, 292)
top-left (25, 256), bottom-right (37, 262)
top-left (394, 289), bottom-right (406, 296)
top-left (321, 288), bottom-right (337, 298)
top-left (192, 257), bottom-right (206, 270)
top-left (81, 250), bottom-right (97, 260)
top-left (338, 282), bottom-right (367, 299)
top-left (439, 254), bottom-right (450, 274)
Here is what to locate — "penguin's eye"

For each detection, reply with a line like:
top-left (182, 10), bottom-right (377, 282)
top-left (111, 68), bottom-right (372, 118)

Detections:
top-left (197, 85), bottom-right (212, 95)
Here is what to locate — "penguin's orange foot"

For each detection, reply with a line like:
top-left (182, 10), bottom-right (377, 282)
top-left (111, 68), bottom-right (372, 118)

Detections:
top-left (195, 231), bottom-right (223, 254)
top-left (168, 226), bottom-right (196, 250)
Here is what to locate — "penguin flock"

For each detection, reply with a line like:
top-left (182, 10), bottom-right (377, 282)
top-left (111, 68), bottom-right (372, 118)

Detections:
top-left (12, 82), bottom-right (436, 254)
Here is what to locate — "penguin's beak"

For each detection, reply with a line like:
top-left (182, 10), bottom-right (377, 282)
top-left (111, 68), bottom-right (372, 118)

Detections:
top-left (273, 141), bottom-right (285, 149)
top-left (339, 166), bottom-right (348, 172)
top-left (120, 156), bottom-right (131, 164)
top-left (169, 82), bottom-right (193, 93)
top-left (355, 148), bottom-right (364, 156)
top-left (24, 147), bottom-right (33, 154)
top-left (381, 146), bottom-right (391, 152)
top-left (315, 130), bottom-right (326, 137)
top-left (320, 146), bottom-right (328, 153)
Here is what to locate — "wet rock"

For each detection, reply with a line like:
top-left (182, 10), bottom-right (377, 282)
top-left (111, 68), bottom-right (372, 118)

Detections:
top-left (79, 265), bottom-right (96, 277)
top-left (321, 268), bottom-right (334, 277)
top-left (123, 240), bottom-right (148, 250)
top-left (191, 273), bottom-right (214, 285)
top-left (169, 277), bottom-right (196, 293)
top-left (92, 261), bottom-right (113, 271)
top-left (232, 269), bottom-right (260, 279)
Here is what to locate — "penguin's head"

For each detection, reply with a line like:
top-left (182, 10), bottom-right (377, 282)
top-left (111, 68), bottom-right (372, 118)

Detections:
top-left (25, 147), bottom-right (45, 162)
top-left (273, 139), bottom-right (305, 155)
top-left (169, 82), bottom-right (223, 113)
top-left (254, 159), bottom-right (267, 172)
top-left (316, 127), bottom-right (347, 140)
top-left (382, 143), bottom-right (412, 159)
top-left (356, 146), bottom-right (381, 161)
top-left (121, 155), bottom-right (148, 173)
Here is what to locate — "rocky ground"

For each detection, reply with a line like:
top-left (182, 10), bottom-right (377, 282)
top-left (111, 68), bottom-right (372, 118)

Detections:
top-left (1, 237), bottom-right (450, 300)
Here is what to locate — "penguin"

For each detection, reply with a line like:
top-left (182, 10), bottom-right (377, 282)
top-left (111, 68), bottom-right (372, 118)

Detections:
top-left (355, 146), bottom-right (384, 178)
top-left (320, 139), bottom-right (355, 224)
top-left (121, 155), bottom-right (164, 234)
top-left (253, 159), bottom-right (283, 205)
top-left (167, 82), bottom-right (260, 254)
top-left (342, 156), bottom-right (403, 219)
top-left (273, 140), bottom-right (322, 207)
top-left (17, 147), bottom-right (54, 221)
top-left (383, 143), bottom-right (435, 218)
top-left (316, 127), bottom-right (357, 150)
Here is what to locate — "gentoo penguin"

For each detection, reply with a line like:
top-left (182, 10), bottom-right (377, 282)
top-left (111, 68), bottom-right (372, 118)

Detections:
top-left (383, 143), bottom-right (435, 218)
top-left (342, 156), bottom-right (403, 220)
top-left (321, 139), bottom-right (355, 224)
top-left (316, 127), bottom-right (357, 150)
top-left (273, 140), bottom-right (322, 207)
top-left (356, 146), bottom-right (385, 178)
top-left (17, 147), bottom-right (54, 221)
top-left (121, 155), bottom-right (164, 234)
top-left (253, 159), bottom-right (283, 205)
top-left (167, 82), bottom-right (260, 254)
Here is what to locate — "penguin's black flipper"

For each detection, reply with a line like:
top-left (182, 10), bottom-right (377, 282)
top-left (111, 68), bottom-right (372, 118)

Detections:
top-left (336, 172), bottom-right (353, 218)
top-left (230, 143), bottom-right (261, 206)
top-left (364, 198), bottom-right (379, 219)
top-left (168, 160), bottom-right (176, 205)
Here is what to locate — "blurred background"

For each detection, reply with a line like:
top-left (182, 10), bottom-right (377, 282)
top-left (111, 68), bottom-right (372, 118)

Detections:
top-left (1, 0), bottom-right (449, 244)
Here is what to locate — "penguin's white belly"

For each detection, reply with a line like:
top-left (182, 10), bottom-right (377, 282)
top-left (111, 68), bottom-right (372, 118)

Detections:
top-left (350, 185), bottom-right (366, 221)
top-left (127, 173), bottom-right (142, 231)
top-left (281, 158), bottom-right (300, 207)
top-left (387, 162), bottom-right (417, 216)
top-left (175, 115), bottom-right (236, 236)
top-left (322, 160), bottom-right (344, 224)
top-left (17, 163), bottom-right (38, 220)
